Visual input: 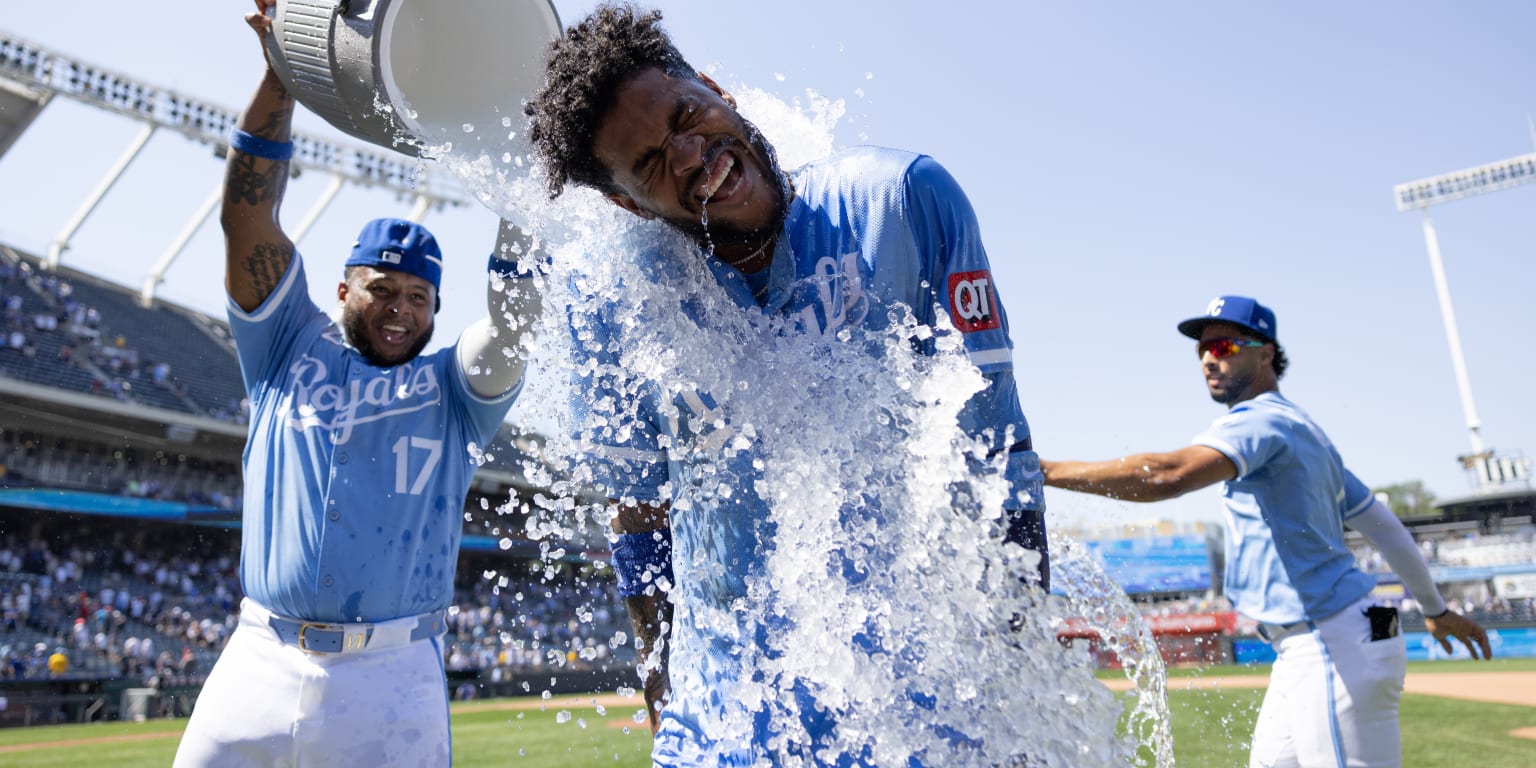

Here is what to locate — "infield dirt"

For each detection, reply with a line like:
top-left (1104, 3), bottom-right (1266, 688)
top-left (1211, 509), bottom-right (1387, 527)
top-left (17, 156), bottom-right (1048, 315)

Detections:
top-left (1102, 670), bottom-right (1536, 707)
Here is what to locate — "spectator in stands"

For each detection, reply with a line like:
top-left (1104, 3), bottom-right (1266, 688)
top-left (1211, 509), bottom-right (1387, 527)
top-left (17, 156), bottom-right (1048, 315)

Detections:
top-left (173, 4), bottom-right (546, 765)
top-left (1041, 295), bottom-right (1491, 768)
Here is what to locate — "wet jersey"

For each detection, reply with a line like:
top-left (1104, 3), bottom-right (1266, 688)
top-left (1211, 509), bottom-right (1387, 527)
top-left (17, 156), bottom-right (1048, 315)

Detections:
top-left (229, 257), bottom-right (517, 623)
top-left (575, 147), bottom-right (1041, 763)
top-left (1193, 391), bottom-right (1377, 625)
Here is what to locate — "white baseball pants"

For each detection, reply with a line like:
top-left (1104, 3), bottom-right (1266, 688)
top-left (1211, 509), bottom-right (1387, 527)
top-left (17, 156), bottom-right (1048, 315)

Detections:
top-left (173, 598), bottom-right (451, 767)
top-left (1249, 596), bottom-right (1407, 768)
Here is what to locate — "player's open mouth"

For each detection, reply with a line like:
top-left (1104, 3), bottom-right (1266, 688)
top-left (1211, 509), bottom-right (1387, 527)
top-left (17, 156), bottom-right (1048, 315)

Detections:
top-left (381, 323), bottom-right (410, 345)
top-left (696, 147), bottom-right (744, 207)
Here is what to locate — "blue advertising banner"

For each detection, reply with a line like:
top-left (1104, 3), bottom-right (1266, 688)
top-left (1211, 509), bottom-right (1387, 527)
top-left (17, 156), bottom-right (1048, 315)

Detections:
top-left (1405, 626), bottom-right (1536, 661)
top-left (1235, 627), bottom-right (1536, 665)
top-left (1081, 535), bottom-right (1213, 594)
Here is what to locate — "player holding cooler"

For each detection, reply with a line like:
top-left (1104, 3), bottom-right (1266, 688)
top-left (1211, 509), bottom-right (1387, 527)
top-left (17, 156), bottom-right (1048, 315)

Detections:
top-left (172, 2), bottom-right (542, 765)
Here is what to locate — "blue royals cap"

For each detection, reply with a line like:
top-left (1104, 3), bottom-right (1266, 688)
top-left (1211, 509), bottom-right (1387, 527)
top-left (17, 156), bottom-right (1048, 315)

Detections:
top-left (345, 218), bottom-right (443, 291)
top-left (1177, 295), bottom-right (1278, 343)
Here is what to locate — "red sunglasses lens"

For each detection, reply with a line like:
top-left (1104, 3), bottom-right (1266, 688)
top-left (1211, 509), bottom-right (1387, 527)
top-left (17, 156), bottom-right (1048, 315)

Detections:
top-left (1199, 339), bottom-right (1239, 359)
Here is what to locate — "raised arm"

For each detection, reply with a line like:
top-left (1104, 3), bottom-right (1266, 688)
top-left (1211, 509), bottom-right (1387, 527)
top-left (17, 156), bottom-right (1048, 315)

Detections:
top-left (609, 500), bottom-right (673, 735)
top-left (1041, 445), bottom-right (1237, 502)
top-left (222, 0), bottom-right (296, 313)
top-left (458, 222), bottom-right (545, 398)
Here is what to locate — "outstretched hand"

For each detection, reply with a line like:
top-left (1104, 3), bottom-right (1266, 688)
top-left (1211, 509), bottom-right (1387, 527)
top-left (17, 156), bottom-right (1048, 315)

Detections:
top-left (1424, 610), bottom-right (1492, 660)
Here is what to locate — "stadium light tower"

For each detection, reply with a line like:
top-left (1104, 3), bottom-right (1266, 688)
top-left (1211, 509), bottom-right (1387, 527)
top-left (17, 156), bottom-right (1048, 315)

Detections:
top-left (1393, 151), bottom-right (1536, 490)
top-left (0, 31), bottom-right (471, 307)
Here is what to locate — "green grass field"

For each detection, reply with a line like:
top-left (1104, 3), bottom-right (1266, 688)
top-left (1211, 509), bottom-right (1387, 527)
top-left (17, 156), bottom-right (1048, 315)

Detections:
top-left (0, 659), bottom-right (1530, 766)
top-left (1123, 658), bottom-right (1536, 767)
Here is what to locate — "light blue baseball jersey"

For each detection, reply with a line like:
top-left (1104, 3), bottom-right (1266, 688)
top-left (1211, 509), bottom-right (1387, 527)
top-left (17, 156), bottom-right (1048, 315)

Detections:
top-left (228, 257), bottom-right (517, 624)
top-left (1193, 391), bottom-right (1376, 625)
top-left (573, 147), bottom-right (1040, 763)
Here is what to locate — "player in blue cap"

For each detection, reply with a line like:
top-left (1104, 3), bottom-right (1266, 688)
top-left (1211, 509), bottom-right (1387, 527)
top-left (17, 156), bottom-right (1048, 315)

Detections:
top-left (1041, 295), bottom-right (1492, 768)
top-left (173, 2), bottom-right (544, 765)
top-left (526, 3), bottom-right (1051, 764)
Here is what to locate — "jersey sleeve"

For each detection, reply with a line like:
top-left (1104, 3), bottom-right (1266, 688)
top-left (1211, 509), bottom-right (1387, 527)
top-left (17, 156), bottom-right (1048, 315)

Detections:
top-left (1192, 404), bottom-right (1285, 479)
top-left (226, 255), bottom-right (324, 397)
top-left (567, 299), bottom-right (670, 504)
top-left (443, 344), bottom-right (521, 448)
top-left (1338, 468), bottom-right (1375, 520)
top-left (903, 156), bottom-right (1040, 512)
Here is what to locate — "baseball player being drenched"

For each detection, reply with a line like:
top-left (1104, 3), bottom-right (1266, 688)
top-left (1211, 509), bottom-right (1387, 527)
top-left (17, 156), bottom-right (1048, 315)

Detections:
top-left (1041, 295), bottom-right (1492, 768)
top-left (173, 3), bottom-right (541, 765)
top-left (524, 3), bottom-right (1050, 764)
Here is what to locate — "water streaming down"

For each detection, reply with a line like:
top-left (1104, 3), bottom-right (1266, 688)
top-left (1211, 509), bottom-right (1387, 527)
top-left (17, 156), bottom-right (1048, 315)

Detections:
top-left (431, 81), bottom-right (1172, 765)
top-left (1050, 537), bottom-right (1176, 766)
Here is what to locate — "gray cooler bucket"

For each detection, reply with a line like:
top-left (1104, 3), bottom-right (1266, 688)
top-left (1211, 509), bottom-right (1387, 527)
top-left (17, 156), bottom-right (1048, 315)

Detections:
top-left (264, 0), bottom-right (561, 157)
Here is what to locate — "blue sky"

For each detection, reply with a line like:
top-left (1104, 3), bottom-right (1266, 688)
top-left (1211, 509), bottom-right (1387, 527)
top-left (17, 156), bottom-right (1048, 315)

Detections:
top-left (2, 2), bottom-right (1533, 528)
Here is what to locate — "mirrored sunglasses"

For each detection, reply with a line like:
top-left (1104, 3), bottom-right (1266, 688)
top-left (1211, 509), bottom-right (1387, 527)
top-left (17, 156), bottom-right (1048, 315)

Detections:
top-left (1197, 338), bottom-right (1266, 359)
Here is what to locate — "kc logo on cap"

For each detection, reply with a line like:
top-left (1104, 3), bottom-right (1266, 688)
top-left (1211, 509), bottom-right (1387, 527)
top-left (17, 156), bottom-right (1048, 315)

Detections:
top-left (1178, 295), bottom-right (1278, 342)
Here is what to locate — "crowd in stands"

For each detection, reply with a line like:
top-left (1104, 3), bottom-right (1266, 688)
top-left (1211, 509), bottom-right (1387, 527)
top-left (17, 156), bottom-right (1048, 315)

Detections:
top-left (1399, 595), bottom-right (1536, 624)
top-left (0, 512), bottom-right (629, 686)
top-left (0, 250), bottom-right (248, 425)
top-left (445, 569), bottom-right (628, 683)
top-left (1349, 523), bottom-right (1536, 572)
top-left (4, 506), bottom-right (1534, 687)
top-left (0, 520), bottom-right (241, 688)
top-left (1351, 524), bottom-right (1532, 569)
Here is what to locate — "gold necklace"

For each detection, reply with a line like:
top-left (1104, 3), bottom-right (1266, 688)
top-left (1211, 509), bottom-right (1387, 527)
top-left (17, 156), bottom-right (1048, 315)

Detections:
top-left (731, 233), bottom-right (776, 274)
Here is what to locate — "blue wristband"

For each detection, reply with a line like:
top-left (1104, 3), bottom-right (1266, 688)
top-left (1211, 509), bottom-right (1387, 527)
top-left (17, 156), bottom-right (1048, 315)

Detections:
top-left (487, 252), bottom-right (548, 279)
top-left (228, 128), bottom-right (294, 161)
top-left (611, 530), bottom-right (674, 597)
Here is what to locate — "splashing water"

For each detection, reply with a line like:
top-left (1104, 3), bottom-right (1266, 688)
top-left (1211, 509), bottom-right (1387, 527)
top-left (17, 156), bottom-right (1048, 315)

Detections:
top-left (427, 79), bottom-right (1171, 766)
top-left (1051, 536), bottom-right (1175, 766)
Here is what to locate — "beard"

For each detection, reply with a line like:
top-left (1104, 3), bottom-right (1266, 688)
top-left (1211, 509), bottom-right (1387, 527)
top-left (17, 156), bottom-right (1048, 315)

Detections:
top-left (343, 307), bottom-right (434, 368)
top-left (662, 118), bottom-right (791, 259)
top-left (1207, 371), bottom-right (1253, 406)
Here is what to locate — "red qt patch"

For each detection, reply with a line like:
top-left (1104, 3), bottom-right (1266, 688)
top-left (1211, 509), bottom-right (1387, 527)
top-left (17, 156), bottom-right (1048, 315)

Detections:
top-left (947, 270), bottom-right (1000, 332)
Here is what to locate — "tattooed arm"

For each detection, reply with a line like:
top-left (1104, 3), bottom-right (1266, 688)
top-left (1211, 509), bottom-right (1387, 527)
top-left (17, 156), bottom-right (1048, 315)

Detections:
top-left (223, 1), bottom-right (296, 313)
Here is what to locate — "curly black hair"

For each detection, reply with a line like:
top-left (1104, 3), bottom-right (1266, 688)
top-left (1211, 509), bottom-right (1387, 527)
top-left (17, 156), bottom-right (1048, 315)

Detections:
top-left (525, 3), bottom-right (699, 199)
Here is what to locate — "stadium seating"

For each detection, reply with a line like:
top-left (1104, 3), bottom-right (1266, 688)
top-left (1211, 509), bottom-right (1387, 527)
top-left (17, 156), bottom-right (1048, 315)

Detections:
top-left (60, 271), bottom-right (245, 419)
top-left (1, 246), bottom-right (243, 422)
